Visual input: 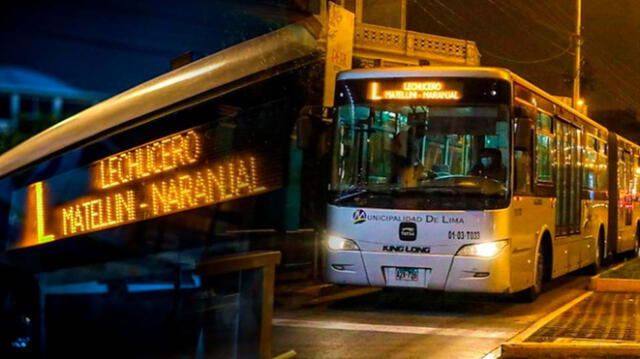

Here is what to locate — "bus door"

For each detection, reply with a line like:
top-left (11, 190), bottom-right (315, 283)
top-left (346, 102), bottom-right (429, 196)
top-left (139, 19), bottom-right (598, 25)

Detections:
top-left (618, 147), bottom-right (633, 250)
top-left (555, 119), bottom-right (581, 237)
top-left (555, 118), bottom-right (582, 270)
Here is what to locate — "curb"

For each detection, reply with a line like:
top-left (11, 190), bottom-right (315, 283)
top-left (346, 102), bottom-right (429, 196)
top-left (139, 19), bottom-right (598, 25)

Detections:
top-left (502, 342), bottom-right (640, 358)
top-left (502, 290), bottom-right (640, 358)
top-left (591, 277), bottom-right (640, 292)
top-left (591, 261), bottom-right (640, 292)
top-left (501, 292), bottom-right (591, 358)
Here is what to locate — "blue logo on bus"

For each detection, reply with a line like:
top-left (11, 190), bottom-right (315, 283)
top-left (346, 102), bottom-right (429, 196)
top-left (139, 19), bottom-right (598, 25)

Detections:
top-left (352, 209), bottom-right (367, 224)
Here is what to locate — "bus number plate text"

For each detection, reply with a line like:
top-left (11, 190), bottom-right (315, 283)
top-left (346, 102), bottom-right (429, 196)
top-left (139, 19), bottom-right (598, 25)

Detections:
top-left (448, 231), bottom-right (480, 240)
top-left (395, 267), bottom-right (419, 281)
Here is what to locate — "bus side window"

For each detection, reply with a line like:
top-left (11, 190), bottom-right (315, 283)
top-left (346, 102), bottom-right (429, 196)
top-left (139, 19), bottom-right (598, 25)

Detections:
top-left (583, 134), bottom-right (598, 190)
top-left (535, 112), bottom-right (554, 183)
top-left (514, 117), bottom-right (533, 194)
top-left (596, 138), bottom-right (608, 191)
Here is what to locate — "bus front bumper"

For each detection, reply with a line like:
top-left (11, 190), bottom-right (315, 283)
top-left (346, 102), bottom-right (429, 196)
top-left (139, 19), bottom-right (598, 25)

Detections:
top-left (326, 248), bottom-right (511, 293)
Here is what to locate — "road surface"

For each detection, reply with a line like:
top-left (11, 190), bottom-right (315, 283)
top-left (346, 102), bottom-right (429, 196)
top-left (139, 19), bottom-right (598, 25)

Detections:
top-left (272, 273), bottom-right (590, 358)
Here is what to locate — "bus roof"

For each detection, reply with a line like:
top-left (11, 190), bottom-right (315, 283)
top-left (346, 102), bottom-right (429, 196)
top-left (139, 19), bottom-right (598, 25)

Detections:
top-left (508, 70), bottom-right (609, 133)
top-left (0, 19), bottom-right (320, 178)
top-left (337, 66), bottom-right (609, 133)
top-left (337, 66), bottom-right (512, 81)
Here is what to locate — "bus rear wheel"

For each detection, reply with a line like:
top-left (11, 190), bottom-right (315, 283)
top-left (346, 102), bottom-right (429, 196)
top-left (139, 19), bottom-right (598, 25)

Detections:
top-left (584, 234), bottom-right (603, 275)
top-left (633, 224), bottom-right (640, 258)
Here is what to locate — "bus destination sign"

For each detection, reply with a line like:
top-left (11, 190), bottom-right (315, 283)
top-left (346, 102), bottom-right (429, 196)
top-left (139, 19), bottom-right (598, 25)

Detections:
top-left (15, 127), bottom-right (280, 249)
top-left (368, 81), bottom-right (462, 101)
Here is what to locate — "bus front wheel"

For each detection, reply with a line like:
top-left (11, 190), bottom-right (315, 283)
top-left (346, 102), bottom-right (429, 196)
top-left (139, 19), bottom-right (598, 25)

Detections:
top-left (516, 244), bottom-right (545, 302)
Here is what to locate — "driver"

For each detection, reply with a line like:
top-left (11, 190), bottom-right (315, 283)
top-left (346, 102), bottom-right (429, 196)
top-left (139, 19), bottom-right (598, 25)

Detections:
top-left (470, 148), bottom-right (506, 182)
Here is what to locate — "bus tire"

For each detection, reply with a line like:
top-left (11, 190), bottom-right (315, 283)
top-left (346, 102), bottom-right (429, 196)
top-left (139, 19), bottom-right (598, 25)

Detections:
top-left (634, 223), bottom-right (640, 258)
top-left (585, 229), bottom-right (605, 275)
top-left (516, 241), bottom-right (546, 302)
top-left (599, 227), bottom-right (610, 266)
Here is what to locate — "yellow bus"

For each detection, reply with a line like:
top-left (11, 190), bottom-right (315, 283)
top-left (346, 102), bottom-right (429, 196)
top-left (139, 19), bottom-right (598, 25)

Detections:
top-left (324, 67), bottom-right (640, 300)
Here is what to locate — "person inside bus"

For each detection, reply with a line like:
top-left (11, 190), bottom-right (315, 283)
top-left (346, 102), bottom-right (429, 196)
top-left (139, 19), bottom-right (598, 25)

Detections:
top-left (390, 129), bottom-right (425, 187)
top-left (469, 148), bottom-right (507, 182)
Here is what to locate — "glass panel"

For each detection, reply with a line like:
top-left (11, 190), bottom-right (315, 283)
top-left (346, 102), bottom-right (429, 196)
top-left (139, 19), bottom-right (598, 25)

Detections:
top-left (555, 121), bottom-right (582, 234)
top-left (514, 118), bottom-right (533, 194)
top-left (38, 263), bottom-right (266, 358)
top-left (621, 151), bottom-right (633, 226)
top-left (570, 129), bottom-right (581, 232)
top-left (537, 112), bottom-right (553, 133)
top-left (536, 111), bottom-right (554, 183)
top-left (555, 122), bottom-right (565, 234)
top-left (596, 142), bottom-right (608, 191)
top-left (583, 135), bottom-right (597, 189)
top-left (536, 134), bottom-right (552, 182)
top-left (0, 58), bottom-right (319, 359)
top-left (562, 126), bottom-right (570, 230)
top-left (331, 77), bottom-right (511, 210)
top-left (331, 104), bottom-right (510, 210)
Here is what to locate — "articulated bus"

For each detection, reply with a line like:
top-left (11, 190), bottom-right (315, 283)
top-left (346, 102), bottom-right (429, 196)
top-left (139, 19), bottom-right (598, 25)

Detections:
top-left (325, 67), bottom-right (640, 300)
top-left (0, 22), bottom-right (323, 358)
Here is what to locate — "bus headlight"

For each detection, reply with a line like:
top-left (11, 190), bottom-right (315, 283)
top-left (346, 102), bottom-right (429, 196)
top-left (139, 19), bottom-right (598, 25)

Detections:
top-left (456, 240), bottom-right (508, 258)
top-left (327, 235), bottom-right (360, 251)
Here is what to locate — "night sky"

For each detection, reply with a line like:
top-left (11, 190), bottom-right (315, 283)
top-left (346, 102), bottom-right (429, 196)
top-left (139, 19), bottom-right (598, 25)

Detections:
top-left (1, 0), bottom-right (639, 116)
top-left (0, 0), bottom-right (288, 94)
top-left (408, 0), bottom-right (640, 114)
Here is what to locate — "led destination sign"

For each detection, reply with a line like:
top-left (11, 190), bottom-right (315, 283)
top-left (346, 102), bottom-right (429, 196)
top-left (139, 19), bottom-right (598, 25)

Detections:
top-left (95, 129), bottom-right (202, 190)
top-left (368, 81), bottom-right (461, 101)
top-left (16, 127), bottom-right (281, 249)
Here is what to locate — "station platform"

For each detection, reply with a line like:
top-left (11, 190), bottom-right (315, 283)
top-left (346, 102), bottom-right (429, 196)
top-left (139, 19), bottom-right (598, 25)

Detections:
top-left (527, 292), bottom-right (639, 343)
top-left (502, 259), bottom-right (640, 358)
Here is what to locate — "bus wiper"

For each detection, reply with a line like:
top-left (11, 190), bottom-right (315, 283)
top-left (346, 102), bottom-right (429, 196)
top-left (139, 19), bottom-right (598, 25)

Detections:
top-left (398, 186), bottom-right (461, 195)
top-left (335, 188), bottom-right (369, 202)
top-left (407, 184), bottom-right (506, 196)
top-left (335, 187), bottom-right (395, 202)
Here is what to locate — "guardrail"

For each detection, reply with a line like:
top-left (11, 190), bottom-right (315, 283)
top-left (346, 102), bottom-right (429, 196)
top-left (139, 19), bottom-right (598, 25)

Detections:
top-left (354, 23), bottom-right (480, 65)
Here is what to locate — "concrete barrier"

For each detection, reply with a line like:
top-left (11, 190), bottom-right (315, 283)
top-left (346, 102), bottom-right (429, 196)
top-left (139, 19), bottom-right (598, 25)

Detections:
top-left (502, 342), bottom-right (640, 358)
top-left (590, 261), bottom-right (640, 292)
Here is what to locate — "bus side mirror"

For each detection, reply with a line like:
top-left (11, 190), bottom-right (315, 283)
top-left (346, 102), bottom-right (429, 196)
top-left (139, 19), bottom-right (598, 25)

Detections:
top-left (296, 106), bottom-right (332, 150)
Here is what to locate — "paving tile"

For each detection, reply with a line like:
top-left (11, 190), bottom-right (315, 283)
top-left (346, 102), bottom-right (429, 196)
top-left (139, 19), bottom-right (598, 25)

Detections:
top-left (526, 293), bottom-right (640, 343)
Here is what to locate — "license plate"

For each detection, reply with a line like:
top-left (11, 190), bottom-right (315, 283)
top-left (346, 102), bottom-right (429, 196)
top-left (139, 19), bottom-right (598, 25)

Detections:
top-left (395, 267), bottom-right (419, 281)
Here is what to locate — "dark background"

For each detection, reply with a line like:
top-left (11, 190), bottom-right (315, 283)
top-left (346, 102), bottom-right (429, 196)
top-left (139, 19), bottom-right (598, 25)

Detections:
top-left (0, 0), bottom-right (292, 94)
top-left (407, 1), bottom-right (640, 116)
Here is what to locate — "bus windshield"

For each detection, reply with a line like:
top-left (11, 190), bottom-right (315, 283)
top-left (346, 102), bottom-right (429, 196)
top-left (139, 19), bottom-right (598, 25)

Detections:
top-left (331, 103), bottom-right (511, 210)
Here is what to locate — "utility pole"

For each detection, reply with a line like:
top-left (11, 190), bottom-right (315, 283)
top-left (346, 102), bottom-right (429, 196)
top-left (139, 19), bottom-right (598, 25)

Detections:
top-left (573, 0), bottom-right (582, 108)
